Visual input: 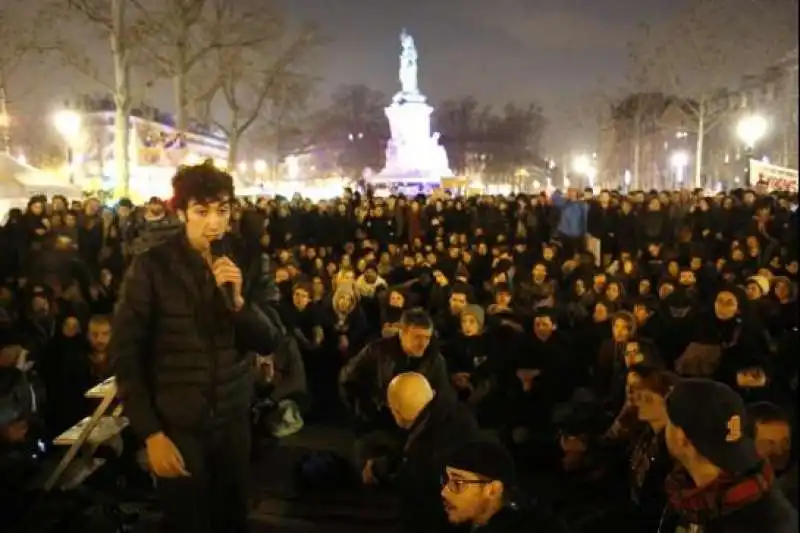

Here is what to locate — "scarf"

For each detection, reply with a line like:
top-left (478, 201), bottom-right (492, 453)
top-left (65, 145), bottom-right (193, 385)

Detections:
top-left (664, 461), bottom-right (773, 524)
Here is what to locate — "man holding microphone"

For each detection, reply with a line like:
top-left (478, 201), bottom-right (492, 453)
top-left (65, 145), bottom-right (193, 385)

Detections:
top-left (110, 162), bottom-right (280, 533)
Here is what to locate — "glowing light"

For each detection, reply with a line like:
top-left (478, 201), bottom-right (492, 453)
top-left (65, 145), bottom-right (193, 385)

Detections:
top-left (213, 158), bottom-right (227, 169)
top-left (737, 115), bottom-right (767, 148)
top-left (671, 151), bottom-right (689, 184)
top-left (238, 162), bottom-right (248, 173)
top-left (670, 151), bottom-right (689, 169)
top-left (254, 159), bottom-right (267, 173)
top-left (624, 170), bottom-right (632, 185)
top-left (184, 153), bottom-right (202, 165)
top-left (53, 110), bottom-right (81, 138)
top-left (572, 155), bottom-right (591, 175)
top-left (285, 155), bottom-right (300, 180)
top-left (586, 166), bottom-right (597, 187)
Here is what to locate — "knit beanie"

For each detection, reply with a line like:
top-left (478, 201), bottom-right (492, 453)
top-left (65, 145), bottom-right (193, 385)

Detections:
top-left (460, 304), bottom-right (485, 330)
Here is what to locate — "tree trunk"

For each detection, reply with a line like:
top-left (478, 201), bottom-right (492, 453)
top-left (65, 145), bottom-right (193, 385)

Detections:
top-left (632, 116), bottom-right (642, 189)
top-left (110, 0), bottom-right (131, 197)
top-left (172, 32), bottom-right (189, 134)
top-left (0, 85), bottom-right (10, 154)
top-left (694, 103), bottom-right (706, 189)
top-left (781, 126), bottom-right (790, 167)
top-left (227, 126), bottom-right (240, 172)
top-left (173, 72), bottom-right (188, 133)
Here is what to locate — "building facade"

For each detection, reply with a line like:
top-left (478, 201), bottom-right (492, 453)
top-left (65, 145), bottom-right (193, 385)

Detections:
top-left (597, 93), bottom-right (695, 190)
top-left (704, 48), bottom-right (799, 187)
top-left (598, 48), bottom-right (799, 190)
top-left (69, 96), bottom-right (228, 199)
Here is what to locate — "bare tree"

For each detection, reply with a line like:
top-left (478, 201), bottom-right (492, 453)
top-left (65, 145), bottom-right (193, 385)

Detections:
top-left (0, 1), bottom-right (43, 153)
top-left (311, 84), bottom-right (389, 178)
top-left (57, 0), bottom-right (140, 195)
top-left (198, 8), bottom-right (319, 169)
top-left (435, 97), bottom-right (495, 175)
top-left (133, 0), bottom-right (276, 133)
top-left (253, 75), bottom-right (316, 182)
top-left (632, 0), bottom-right (796, 187)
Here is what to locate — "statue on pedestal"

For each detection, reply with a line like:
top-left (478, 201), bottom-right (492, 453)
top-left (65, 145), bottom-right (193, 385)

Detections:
top-left (399, 28), bottom-right (418, 96)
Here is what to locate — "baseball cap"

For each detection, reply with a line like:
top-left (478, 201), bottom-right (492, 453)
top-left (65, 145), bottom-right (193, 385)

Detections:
top-left (666, 378), bottom-right (760, 474)
top-left (445, 438), bottom-right (516, 487)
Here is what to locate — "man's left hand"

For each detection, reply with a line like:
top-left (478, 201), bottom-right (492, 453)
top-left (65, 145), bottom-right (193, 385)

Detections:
top-left (212, 257), bottom-right (244, 310)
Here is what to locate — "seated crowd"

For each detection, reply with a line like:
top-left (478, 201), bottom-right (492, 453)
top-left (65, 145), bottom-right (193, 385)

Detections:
top-left (0, 182), bottom-right (797, 532)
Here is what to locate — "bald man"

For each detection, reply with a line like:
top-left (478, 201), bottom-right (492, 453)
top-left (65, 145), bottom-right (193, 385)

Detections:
top-left (367, 372), bottom-right (480, 533)
top-left (387, 372), bottom-right (434, 429)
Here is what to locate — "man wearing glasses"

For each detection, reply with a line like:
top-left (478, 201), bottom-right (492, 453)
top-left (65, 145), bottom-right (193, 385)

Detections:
top-left (441, 439), bottom-right (569, 532)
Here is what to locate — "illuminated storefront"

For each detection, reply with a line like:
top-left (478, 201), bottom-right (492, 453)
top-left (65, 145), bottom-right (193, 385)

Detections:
top-left (74, 107), bottom-right (228, 201)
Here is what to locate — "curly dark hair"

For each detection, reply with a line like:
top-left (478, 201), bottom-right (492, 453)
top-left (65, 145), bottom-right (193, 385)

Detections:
top-left (171, 161), bottom-right (234, 211)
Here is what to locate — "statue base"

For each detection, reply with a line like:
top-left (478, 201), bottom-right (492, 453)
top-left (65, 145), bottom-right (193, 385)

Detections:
top-left (392, 90), bottom-right (427, 104)
top-left (372, 94), bottom-right (452, 185)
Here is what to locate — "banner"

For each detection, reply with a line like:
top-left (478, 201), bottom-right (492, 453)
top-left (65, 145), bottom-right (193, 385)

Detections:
top-left (749, 159), bottom-right (798, 192)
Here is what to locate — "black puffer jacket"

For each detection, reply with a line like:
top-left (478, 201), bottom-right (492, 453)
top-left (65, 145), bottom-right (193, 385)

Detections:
top-left (110, 234), bottom-right (281, 440)
top-left (339, 334), bottom-right (455, 433)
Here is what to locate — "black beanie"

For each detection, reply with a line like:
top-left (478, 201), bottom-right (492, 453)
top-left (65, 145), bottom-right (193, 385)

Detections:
top-left (445, 438), bottom-right (516, 487)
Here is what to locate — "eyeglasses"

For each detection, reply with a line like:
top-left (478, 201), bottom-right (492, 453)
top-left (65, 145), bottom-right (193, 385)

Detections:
top-left (440, 473), bottom-right (491, 494)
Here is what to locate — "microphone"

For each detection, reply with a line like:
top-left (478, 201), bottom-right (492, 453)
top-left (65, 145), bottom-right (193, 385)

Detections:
top-left (210, 239), bottom-right (237, 312)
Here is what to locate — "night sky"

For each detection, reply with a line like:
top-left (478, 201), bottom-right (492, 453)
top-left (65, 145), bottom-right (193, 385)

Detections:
top-left (7, 0), bottom-right (797, 156)
top-left (274, 0), bottom-right (687, 149)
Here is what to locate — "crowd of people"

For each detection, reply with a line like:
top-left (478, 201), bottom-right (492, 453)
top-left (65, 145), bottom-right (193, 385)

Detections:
top-left (0, 162), bottom-right (798, 533)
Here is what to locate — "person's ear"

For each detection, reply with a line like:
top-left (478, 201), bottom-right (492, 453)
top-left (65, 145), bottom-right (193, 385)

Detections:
top-left (484, 480), bottom-right (504, 499)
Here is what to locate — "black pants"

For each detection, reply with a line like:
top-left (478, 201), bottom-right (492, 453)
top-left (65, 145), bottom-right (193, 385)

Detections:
top-left (156, 415), bottom-right (250, 533)
top-left (559, 233), bottom-right (585, 259)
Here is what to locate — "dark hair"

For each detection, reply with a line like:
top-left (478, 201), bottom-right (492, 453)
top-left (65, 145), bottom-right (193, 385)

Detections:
top-left (400, 307), bottom-right (433, 330)
top-left (746, 402), bottom-right (790, 426)
top-left (292, 281), bottom-right (313, 297)
top-left (629, 365), bottom-right (678, 397)
top-left (171, 162), bottom-right (234, 211)
top-left (745, 401), bottom-right (792, 439)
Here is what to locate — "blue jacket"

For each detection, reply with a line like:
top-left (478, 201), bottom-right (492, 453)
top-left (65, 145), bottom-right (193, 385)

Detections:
top-left (552, 192), bottom-right (588, 238)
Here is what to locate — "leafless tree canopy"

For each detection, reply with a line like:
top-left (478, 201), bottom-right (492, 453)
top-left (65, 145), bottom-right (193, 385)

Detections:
top-left (630, 0), bottom-right (797, 96)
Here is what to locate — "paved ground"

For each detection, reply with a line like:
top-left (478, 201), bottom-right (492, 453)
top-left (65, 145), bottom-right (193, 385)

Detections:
top-left (135, 424), bottom-right (401, 532)
top-left (247, 424), bottom-right (400, 532)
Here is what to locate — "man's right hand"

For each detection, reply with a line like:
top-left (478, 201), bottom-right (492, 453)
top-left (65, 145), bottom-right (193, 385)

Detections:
top-left (146, 432), bottom-right (190, 478)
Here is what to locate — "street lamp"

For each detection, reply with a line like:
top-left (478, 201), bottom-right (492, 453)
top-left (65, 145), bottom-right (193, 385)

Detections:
top-left (736, 115), bottom-right (767, 149)
top-left (737, 114), bottom-right (767, 186)
top-left (572, 154), bottom-right (591, 175)
top-left (53, 110), bottom-right (82, 184)
top-left (670, 151), bottom-right (689, 187)
top-left (53, 110), bottom-right (82, 139)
